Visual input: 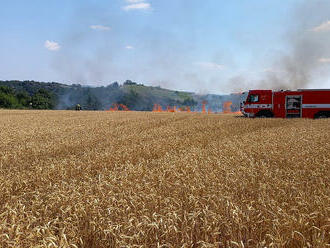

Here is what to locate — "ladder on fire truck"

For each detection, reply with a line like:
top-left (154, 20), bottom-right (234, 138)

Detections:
top-left (285, 95), bottom-right (302, 118)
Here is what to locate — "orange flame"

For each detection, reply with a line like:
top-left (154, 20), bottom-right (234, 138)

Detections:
top-left (202, 101), bottom-right (207, 114)
top-left (153, 104), bottom-right (163, 112)
top-left (167, 106), bottom-right (177, 112)
top-left (107, 103), bottom-right (129, 111)
top-left (152, 102), bottom-right (213, 114)
top-left (223, 101), bottom-right (232, 113)
top-left (222, 101), bottom-right (241, 114)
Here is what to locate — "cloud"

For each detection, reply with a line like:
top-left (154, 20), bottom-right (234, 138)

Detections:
top-left (195, 62), bottom-right (225, 70)
top-left (318, 57), bottom-right (330, 63)
top-left (312, 20), bottom-right (330, 32)
top-left (90, 25), bottom-right (111, 31)
top-left (44, 40), bottom-right (61, 51)
top-left (125, 45), bottom-right (134, 49)
top-left (123, 2), bottom-right (151, 11)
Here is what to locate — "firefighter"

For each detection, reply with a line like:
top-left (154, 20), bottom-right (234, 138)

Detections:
top-left (75, 104), bottom-right (81, 111)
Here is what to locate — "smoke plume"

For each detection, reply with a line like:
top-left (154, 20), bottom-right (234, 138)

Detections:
top-left (256, 0), bottom-right (330, 90)
top-left (51, 0), bottom-right (330, 96)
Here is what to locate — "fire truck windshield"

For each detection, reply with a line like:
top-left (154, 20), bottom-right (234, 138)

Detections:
top-left (248, 94), bottom-right (259, 103)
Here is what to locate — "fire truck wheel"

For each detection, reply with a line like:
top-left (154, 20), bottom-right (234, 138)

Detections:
top-left (256, 111), bottom-right (273, 118)
top-left (314, 112), bottom-right (330, 119)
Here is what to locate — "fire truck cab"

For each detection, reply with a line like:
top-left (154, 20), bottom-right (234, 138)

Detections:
top-left (241, 89), bottom-right (330, 119)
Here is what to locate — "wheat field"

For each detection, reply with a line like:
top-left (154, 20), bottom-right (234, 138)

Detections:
top-left (0, 110), bottom-right (329, 247)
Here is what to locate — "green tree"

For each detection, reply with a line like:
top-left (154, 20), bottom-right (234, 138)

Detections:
top-left (0, 86), bottom-right (14, 95)
top-left (118, 89), bottom-right (140, 109)
top-left (0, 86), bottom-right (22, 108)
top-left (31, 89), bottom-right (54, 109)
top-left (16, 91), bottom-right (31, 107)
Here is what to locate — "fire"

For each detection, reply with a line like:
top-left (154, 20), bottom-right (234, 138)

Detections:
top-left (152, 101), bottom-right (213, 114)
top-left (222, 101), bottom-right (233, 113)
top-left (167, 106), bottom-right (177, 112)
top-left (152, 104), bottom-right (178, 112)
top-left (153, 104), bottom-right (194, 113)
top-left (222, 101), bottom-right (241, 114)
top-left (202, 101), bottom-right (207, 114)
top-left (153, 104), bottom-right (163, 112)
top-left (107, 103), bottom-right (129, 111)
top-left (106, 101), bottom-right (240, 114)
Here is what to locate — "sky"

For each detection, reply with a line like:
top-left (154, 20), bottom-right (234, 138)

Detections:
top-left (1, 0), bottom-right (330, 94)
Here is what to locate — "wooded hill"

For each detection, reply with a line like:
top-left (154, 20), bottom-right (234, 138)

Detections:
top-left (0, 80), bottom-right (241, 111)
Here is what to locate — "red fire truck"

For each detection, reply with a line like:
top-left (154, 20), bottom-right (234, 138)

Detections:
top-left (241, 89), bottom-right (330, 118)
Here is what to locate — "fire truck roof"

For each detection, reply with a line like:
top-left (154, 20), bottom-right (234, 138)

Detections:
top-left (297, 89), bottom-right (330, 91)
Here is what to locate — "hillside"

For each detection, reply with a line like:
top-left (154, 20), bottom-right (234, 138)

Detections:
top-left (0, 80), bottom-right (242, 111)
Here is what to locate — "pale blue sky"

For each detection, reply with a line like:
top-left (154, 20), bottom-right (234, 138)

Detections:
top-left (1, 0), bottom-right (329, 93)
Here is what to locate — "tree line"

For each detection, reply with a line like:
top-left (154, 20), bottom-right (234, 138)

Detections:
top-left (0, 80), bottom-right (200, 111)
top-left (0, 86), bottom-right (55, 109)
